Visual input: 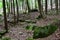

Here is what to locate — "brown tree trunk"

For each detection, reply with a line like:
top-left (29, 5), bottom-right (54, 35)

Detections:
top-left (13, 0), bottom-right (16, 24)
top-left (50, 0), bottom-right (52, 10)
top-left (11, 0), bottom-right (13, 14)
top-left (55, 0), bottom-right (58, 14)
top-left (26, 0), bottom-right (30, 12)
top-left (2, 0), bottom-right (8, 32)
top-left (45, 0), bottom-right (47, 14)
top-left (16, 0), bottom-right (19, 23)
top-left (37, 0), bottom-right (43, 19)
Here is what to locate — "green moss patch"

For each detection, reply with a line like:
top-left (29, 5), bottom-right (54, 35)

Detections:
top-left (0, 30), bottom-right (6, 35)
top-left (25, 24), bottom-right (58, 39)
top-left (33, 24), bottom-right (58, 39)
top-left (26, 37), bottom-right (35, 40)
top-left (1, 37), bottom-right (11, 40)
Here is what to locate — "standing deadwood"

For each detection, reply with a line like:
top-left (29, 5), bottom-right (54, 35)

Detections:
top-left (55, 0), bottom-right (58, 14)
top-left (50, 0), bottom-right (52, 10)
top-left (45, 0), bottom-right (47, 14)
top-left (13, 0), bottom-right (16, 24)
top-left (26, 0), bottom-right (30, 12)
top-left (16, 0), bottom-right (19, 23)
top-left (2, 0), bottom-right (8, 32)
top-left (37, 0), bottom-right (43, 19)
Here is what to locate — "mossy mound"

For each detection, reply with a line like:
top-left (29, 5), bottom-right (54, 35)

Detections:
top-left (25, 24), bottom-right (58, 39)
top-left (33, 24), bottom-right (58, 39)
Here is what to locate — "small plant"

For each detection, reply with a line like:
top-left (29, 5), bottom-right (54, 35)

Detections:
top-left (26, 37), bottom-right (35, 40)
top-left (2, 37), bottom-right (11, 40)
top-left (25, 25), bottom-right (37, 31)
top-left (26, 25), bottom-right (33, 30)
top-left (0, 30), bottom-right (6, 35)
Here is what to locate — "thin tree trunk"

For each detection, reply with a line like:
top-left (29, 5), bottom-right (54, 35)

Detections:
top-left (59, 0), bottom-right (60, 9)
top-left (6, 0), bottom-right (10, 16)
top-left (45, 0), bottom-right (47, 14)
top-left (50, 0), bottom-right (52, 10)
top-left (26, 0), bottom-right (30, 12)
top-left (11, 0), bottom-right (13, 14)
top-left (37, 0), bottom-right (43, 18)
top-left (13, 0), bottom-right (16, 24)
top-left (35, 0), bottom-right (37, 9)
top-left (16, 0), bottom-right (19, 23)
top-left (55, 0), bottom-right (58, 14)
top-left (2, 0), bottom-right (8, 32)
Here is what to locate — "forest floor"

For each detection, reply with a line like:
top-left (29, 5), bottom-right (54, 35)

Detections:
top-left (0, 12), bottom-right (60, 40)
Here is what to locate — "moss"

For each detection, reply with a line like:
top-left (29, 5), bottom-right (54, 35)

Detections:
top-left (0, 30), bottom-right (6, 35)
top-left (2, 37), bottom-right (11, 40)
top-left (33, 24), bottom-right (58, 39)
top-left (26, 37), bottom-right (35, 40)
top-left (26, 25), bottom-right (33, 31)
top-left (25, 23), bottom-right (58, 39)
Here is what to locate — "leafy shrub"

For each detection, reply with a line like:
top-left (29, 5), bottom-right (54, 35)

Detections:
top-left (33, 24), bottom-right (58, 39)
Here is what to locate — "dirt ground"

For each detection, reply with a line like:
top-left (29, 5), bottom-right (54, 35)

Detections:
top-left (0, 12), bottom-right (60, 40)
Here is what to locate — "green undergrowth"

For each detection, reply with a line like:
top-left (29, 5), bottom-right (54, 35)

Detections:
top-left (26, 25), bottom-right (36, 31)
top-left (25, 24), bottom-right (58, 39)
top-left (0, 14), bottom-right (2, 16)
top-left (26, 37), bottom-right (35, 40)
top-left (0, 37), bottom-right (11, 40)
top-left (0, 30), bottom-right (6, 35)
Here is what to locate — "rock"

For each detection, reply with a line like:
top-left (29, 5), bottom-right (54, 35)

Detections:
top-left (19, 32), bottom-right (23, 35)
top-left (56, 33), bottom-right (60, 38)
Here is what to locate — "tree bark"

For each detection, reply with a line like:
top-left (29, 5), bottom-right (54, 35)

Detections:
top-left (45, 0), bottom-right (47, 14)
top-left (26, 0), bottom-right (30, 12)
top-left (37, 0), bottom-right (43, 18)
top-left (2, 0), bottom-right (8, 32)
top-left (13, 0), bottom-right (16, 24)
top-left (55, 0), bottom-right (58, 14)
top-left (16, 0), bottom-right (19, 23)
top-left (50, 0), bottom-right (52, 10)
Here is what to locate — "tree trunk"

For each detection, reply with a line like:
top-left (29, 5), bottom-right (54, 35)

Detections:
top-left (35, 0), bottom-right (37, 9)
top-left (26, 0), bottom-right (30, 12)
top-left (50, 0), bottom-right (52, 10)
top-left (59, 0), bottom-right (60, 9)
top-left (55, 0), bottom-right (58, 14)
top-left (37, 0), bottom-right (43, 18)
top-left (6, 0), bottom-right (10, 16)
top-left (16, 0), bottom-right (19, 23)
top-left (11, 0), bottom-right (13, 14)
top-left (13, 0), bottom-right (16, 24)
top-left (45, 0), bottom-right (47, 14)
top-left (2, 0), bottom-right (8, 32)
